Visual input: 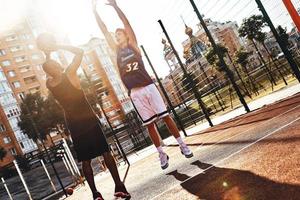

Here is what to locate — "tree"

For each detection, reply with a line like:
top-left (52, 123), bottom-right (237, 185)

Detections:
top-left (235, 49), bottom-right (260, 95)
top-left (239, 15), bottom-right (276, 87)
top-left (18, 93), bottom-right (48, 143)
top-left (15, 155), bottom-right (30, 172)
top-left (255, 31), bottom-right (287, 85)
top-left (205, 44), bottom-right (228, 71)
top-left (0, 146), bottom-right (7, 161)
top-left (181, 73), bottom-right (197, 95)
top-left (18, 93), bottom-right (66, 146)
top-left (206, 44), bottom-right (250, 98)
top-left (44, 94), bottom-right (67, 138)
top-left (277, 25), bottom-right (290, 48)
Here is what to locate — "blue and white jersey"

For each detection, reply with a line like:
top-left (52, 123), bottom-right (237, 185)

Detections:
top-left (117, 45), bottom-right (153, 91)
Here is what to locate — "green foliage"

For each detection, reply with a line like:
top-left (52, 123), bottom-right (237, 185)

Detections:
top-left (0, 167), bottom-right (17, 179)
top-left (181, 73), bottom-right (196, 94)
top-left (15, 155), bottom-right (30, 172)
top-left (18, 93), bottom-right (65, 143)
top-left (0, 146), bottom-right (7, 161)
top-left (277, 25), bottom-right (290, 48)
top-left (234, 49), bottom-right (252, 67)
top-left (239, 15), bottom-right (267, 41)
top-left (205, 44), bottom-right (228, 71)
top-left (255, 32), bottom-right (267, 44)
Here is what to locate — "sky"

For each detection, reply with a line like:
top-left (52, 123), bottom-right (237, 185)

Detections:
top-left (0, 0), bottom-right (296, 78)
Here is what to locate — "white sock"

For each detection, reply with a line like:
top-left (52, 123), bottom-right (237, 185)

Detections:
top-left (176, 137), bottom-right (184, 146)
top-left (157, 146), bottom-right (164, 154)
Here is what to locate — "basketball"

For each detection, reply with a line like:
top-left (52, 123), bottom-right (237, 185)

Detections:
top-left (66, 187), bottom-right (74, 195)
top-left (36, 33), bottom-right (57, 52)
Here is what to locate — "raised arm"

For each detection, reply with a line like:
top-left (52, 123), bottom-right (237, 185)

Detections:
top-left (57, 45), bottom-right (84, 75)
top-left (107, 0), bottom-right (138, 47)
top-left (93, 0), bottom-right (117, 51)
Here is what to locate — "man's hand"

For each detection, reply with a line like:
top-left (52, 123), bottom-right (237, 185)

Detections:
top-left (106, 0), bottom-right (117, 7)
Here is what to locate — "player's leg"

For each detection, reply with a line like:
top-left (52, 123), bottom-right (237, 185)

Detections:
top-left (131, 87), bottom-right (169, 169)
top-left (82, 160), bottom-right (103, 199)
top-left (148, 84), bottom-right (193, 158)
top-left (162, 115), bottom-right (180, 138)
top-left (162, 116), bottom-right (193, 158)
top-left (102, 152), bottom-right (130, 198)
top-left (146, 122), bottom-right (169, 169)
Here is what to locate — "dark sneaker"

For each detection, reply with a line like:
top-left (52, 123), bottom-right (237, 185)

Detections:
top-left (93, 191), bottom-right (104, 200)
top-left (114, 184), bottom-right (131, 199)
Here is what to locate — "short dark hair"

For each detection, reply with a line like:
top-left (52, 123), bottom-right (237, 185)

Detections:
top-left (42, 60), bottom-right (61, 74)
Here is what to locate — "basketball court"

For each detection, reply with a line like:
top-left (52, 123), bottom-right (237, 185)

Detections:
top-left (62, 89), bottom-right (300, 200)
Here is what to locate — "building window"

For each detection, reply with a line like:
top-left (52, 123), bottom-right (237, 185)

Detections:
top-left (8, 70), bottom-right (16, 77)
top-left (31, 54), bottom-right (40, 60)
top-left (20, 142), bottom-right (24, 148)
top-left (12, 81), bottom-right (21, 88)
top-left (1, 60), bottom-right (11, 66)
top-left (24, 76), bottom-right (37, 84)
top-left (0, 71), bottom-right (6, 80)
top-left (102, 101), bottom-right (112, 109)
top-left (21, 34), bottom-right (31, 40)
top-left (28, 44), bottom-right (34, 49)
top-left (19, 65), bottom-right (31, 73)
top-left (15, 56), bottom-right (27, 63)
top-left (3, 137), bottom-right (12, 144)
top-left (112, 120), bottom-right (121, 127)
top-left (83, 55), bottom-right (91, 64)
top-left (0, 82), bottom-right (10, 93)
top-left (18, 92), bottom-right (25, 99)
top-left (36, 64), bottom-right (42, 70)
top-left (107, 110), bottom-right (117, 117)
top-left (88, 64), bottom-right (95, 71)
top-left (10, 46), bottom-right (23, 52)
top-left (0, 124), bottom-right (6, 132)
top-left (29, 87), bottom-right (40, 94)
top-left (9, 148), bottom-right (16, 155)
top-left (5, 35), bottom-right (18, 42)
top-left (0, 49), bottom-right (6, 56)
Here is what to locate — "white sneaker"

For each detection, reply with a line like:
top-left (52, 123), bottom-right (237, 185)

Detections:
top-left (159, 152), bottom-right (169, 170)
top-left (180, 145), bottom-right (193, 158)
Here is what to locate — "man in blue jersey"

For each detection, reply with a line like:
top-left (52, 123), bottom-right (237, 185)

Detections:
top-left (93, 0), bottom-right (193, 170)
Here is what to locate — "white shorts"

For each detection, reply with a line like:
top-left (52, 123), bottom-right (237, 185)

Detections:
top-left (130, 84), bottom-right (169, 126)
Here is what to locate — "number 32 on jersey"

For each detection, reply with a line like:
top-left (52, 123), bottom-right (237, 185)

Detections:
top-left (126, 62), bottom-right (139, 72)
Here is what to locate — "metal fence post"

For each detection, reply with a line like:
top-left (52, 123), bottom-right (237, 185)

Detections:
top-left (13, 160), bottom-right (33, 200)
top-left (1, 177), bottom-right (13, 200)
top-left (255, 0), bottom-right (300, 83)
top-left (158, 20), bottom-right (214, 127)
top-left (189, 0), bottom-right (250, 113)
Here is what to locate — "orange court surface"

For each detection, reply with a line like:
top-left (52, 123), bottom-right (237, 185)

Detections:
top-left (63, 92), bottom-right (300, 200)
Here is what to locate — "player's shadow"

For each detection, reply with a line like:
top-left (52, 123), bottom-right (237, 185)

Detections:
top-left (166, 170), bottom-right (191, 182)
top-left (167, 160), bottom-right (300, 200)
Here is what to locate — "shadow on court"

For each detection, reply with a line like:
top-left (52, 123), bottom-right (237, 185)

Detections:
top-left (166, 160), bottom-right (300, 200)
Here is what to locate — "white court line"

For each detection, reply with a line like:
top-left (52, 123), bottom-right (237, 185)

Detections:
top-left (195, 104), bottom-right (300, 151)
top-left (151, 112), bottom-right (300, 200)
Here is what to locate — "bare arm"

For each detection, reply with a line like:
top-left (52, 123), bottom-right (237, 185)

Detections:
top-left (108, 0), bottom-right (138, 47)
top-left (93, 1), bottom-right (117, 51)
top-left (57, 45), bottom-right (84, 75)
